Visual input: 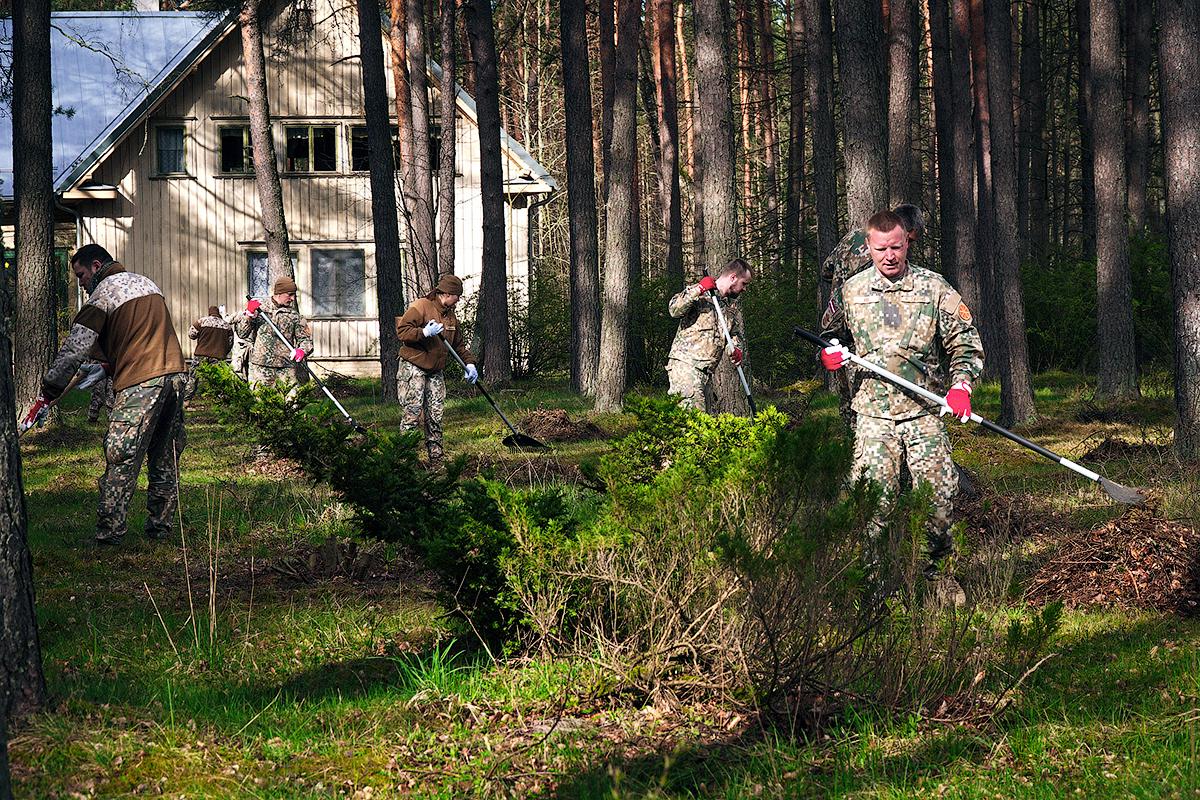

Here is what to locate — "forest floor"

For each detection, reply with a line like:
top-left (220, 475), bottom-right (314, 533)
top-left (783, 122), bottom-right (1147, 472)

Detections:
top-left (9, 371), bottom-right (1200, 798)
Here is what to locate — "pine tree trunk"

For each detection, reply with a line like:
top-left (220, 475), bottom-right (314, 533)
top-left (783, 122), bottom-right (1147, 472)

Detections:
top-left (240, 0), bottom-right (294, 285)
top-left (12, 0), bottom-right (57, 414)
top-left (594, 0), bottom-right (641, 412)
top-left (599, 0), bottom-right (615, 204)
top-left (1016, 0), bottom-right (1035, 255)
top-left (1027, 0), bottom-right (1049, 261)
top-left (438, 0), bottom-right (458, 279)
top-left (986, 0), bottom-right (1037, 425)
top-left (1076, 0), bottom-right (1097, 259)
top-left (357, 0), bottom-right (407, 401)
top-left (388, 0), bottom-right (418, 293)
top-left (757, 0), bottom-right (781, 272)
top-left (1125, 0), bottom-right (1152, 234)
top-left (783, 0), bottom-right (805, 277)
top-left (736, 0), bottom-right (756, 233)
top-left (560, 1), bottom-right (601, 395)
top-left (806, 0), bottom-right (839, 309)
top-left (405, 0), bottom-right (437, 295)
top-left (1159, 0), bottom-right (1200, 457)
top-left (888, 0), bottom-right (915, 206)
top-left (945, 0), bottom-right (980, 312)
top-left (834, 0), bottom-right (890, 224)
top-left (969, 0), bottom-right (1000, 372)
top-left (1091, 0), bottom-right (1139, 399)
top-left (463, 0), bottom-right (511, 384)
top-left (930, 0), bottom-right (956, 280)
top-left (651, 0), bottom-right (684, 289)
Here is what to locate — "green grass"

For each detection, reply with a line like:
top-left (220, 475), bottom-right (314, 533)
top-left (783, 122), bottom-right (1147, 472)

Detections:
top-left (10, 374), bottom-right (1200, 797)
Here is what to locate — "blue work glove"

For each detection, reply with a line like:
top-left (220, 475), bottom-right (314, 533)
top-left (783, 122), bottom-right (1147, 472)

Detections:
top-left (422, 320), bottom-right (445, 338)
top-left (464, 364), bottom-right (479, 384)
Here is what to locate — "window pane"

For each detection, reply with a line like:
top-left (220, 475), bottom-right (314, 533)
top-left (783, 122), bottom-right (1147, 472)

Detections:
top-left (313, 126), bottom-right (336, 171)
top-left (285, 127), bottom-right (309, 171)
top-left (220, 127), bottom-right (247, 173)
top-left (311, 249), bottom-right (366, 316)
top-left (350, 127), bottom-right (369, 172)
top-left (247, 252), bottom-right (299, 299)
top-left (156, 126), bottom-right (185, 174)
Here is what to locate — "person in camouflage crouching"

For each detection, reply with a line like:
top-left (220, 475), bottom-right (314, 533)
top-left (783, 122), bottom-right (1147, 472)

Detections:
top-left (395, 274), bottom-right (479, 467)
top-left (21, 244), bottom-right (187, 545)
top-left (86, 358), bottom-right (116, 423)
top-left (234, 276), bottom-right (314, 389)
top-left (820, 204), bottom-right (926, 432)
top-left (665, 258), bottom-right (753, 413)
top-left (184, 305), bottom-right (235, 401)
top-left (819, 210), bottom-right (983, 606)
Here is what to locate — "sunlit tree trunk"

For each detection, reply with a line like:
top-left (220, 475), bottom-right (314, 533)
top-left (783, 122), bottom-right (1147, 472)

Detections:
top-left (651, 0), bottom-right (684, 289)
top-left (888, 0), bottom-right (915, 205)
top-left (1159, 0), bottom-right (1200, 457)
top-left (437, 0), bottom-right (458, 278)
top-left (405, 0), bottom-right (437, 295)
top-left (834, 0), bottom-right (889, 224)
top-left (240, 0), bottom-right (294, 285)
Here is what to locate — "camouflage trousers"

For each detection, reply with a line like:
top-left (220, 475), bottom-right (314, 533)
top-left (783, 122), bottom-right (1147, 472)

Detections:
top-left (88, 377), bottom-right (115, 422)
top-left (398, 359), bottom-right (446, 464)
top-left (666, 358), bottom-right (713, 413)
top-left (851, 412), bottom-right (957, 576)
top-left (248, 362), bottom-right (305, 388)
top-left (97, 373), bottom-right (188, 543)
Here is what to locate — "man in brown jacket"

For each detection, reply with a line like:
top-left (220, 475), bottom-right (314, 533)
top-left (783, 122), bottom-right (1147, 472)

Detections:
top-left (21, 244), bottom-right (187, 545)
top-left (184, 305), bottom-right (235, 400)
top-left (394, 274), bottom-right (478, 466)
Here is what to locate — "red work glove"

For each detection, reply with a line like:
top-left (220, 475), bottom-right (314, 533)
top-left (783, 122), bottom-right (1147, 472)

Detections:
top-left (20, 395), bottom-right (49, 433)
top-left (698, 275), bottom-right (718, 294)
top-left (245, 299), bottom-right (262, 317)
top-left (820, 339), bottom-right (848, 371)
top-left (100, 361), bottom-right (112, 376)
top-left (292, 348), bottom-right (306, 362)
top-left (941, 381), bottom-right (973, 422)
top-left (726, 344), bottom-right (744, 366)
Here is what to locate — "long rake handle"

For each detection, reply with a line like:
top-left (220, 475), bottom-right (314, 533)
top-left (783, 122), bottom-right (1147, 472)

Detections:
top-left (705, 291), bottom-right (757, 416)
top-left (794, 327), bottom-right (1102, 483)
top-left (247, 297), bottom-right (363, 431)
top-left (436, 333), bottom-right (523, 441)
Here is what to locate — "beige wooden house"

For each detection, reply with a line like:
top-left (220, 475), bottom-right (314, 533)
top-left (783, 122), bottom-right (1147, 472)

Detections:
top-left (0, 5), bottom-right (556, 376)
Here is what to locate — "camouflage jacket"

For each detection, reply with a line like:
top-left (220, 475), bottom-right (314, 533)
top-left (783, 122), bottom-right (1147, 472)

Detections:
top-left (824, 265), bottom-right (984, 420)
top-left (820, 228), bottom-right (872, 295)
top-left (666, 284), bottom-right (742, 368)
top-left (233, 299), bottom-right (314, 369)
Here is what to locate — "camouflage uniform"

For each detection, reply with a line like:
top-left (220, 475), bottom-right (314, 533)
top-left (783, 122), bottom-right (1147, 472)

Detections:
top-left (820, 228), bottom-right (873, 430)
top-left (87, 371), bottom-right (115, 423)
top-left (824, 264), bottom-right (984, 576)
top-left (665, 284), bottom-right (742, 413)
top-left (233, 299), bottom-right (314, 389)
top-left (398, 359), bottom-right (447, 463)
top-left (99, 373), bottom-right (188, 541)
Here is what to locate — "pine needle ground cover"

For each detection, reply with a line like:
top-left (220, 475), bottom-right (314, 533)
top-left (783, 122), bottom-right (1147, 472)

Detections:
top-left (9, 375), bottom-right (1200, 798)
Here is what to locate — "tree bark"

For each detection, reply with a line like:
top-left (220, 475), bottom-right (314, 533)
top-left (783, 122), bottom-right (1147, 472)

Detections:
top-left (594, 0), bottom-right (641, 412)
top-left (1125, 0), bottom-right (1152, 233)
top-left (1159, 0), bottom-right (1200, 457)
top-left (736, 0), bottom-right (756, 227)
top-left (240, 0), bottom-right (294, 285)
top-left (1091, 0), bottom-right (1139, 399)
top-left (462, 0), bottom-right (511, 384)
top-left (1026, 0), bottom-right (1049, 261)
top-left (357, 0), bottom-right (407, 401)
top-left (599, 0), bottom-right (616, 204)
top-left (986, 0), bottom-right (1037, 425)
top-left (438, 0), bottom-right (458, 279)
top-left (834, 0), bottom-right (890, 224)
top-left (1016, 0), bottom-right (1041, 258)
top-left (806, 0), bottom-right (839, 309)
top-left (404, 0), bottom-right (437, 296)
top-left (944, 0), bottom-right (979, 312)
top-left (930, 0), bottom-right (956, 279)
top-left (651, 0), bottom-right (684, 289)
top-left (757, 0), bottom-right (781, 271)
top-left (969, 0), bottom-right (1000, 370)
top-left (1076, 0), bottom-right (1097, 259)
top-left (694, 0), bottom-right (749, 414)
top-left (783, 0), bottom-right (806, 276)
top-left (388, 0), bottom-right (419, 294)
top-left (1, 0), bottom-right (47, 723)
top-left (888, 0), bottom-right (915, 206)
top-left (12, 0), bottom-right (57, 415)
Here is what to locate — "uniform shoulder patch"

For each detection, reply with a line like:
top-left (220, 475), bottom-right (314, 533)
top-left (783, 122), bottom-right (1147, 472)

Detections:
top-left (937, 288), bottom-right (970, 322)
top-left (957, 302), bottom-right (972, 322)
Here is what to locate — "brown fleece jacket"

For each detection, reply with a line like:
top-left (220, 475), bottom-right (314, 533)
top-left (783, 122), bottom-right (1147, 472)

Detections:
top-left (395, 296), bottom-right (475, 372)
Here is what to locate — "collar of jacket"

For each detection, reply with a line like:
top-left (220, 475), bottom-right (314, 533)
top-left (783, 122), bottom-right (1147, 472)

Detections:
top-left (869, 266), bottom-right (914, 293)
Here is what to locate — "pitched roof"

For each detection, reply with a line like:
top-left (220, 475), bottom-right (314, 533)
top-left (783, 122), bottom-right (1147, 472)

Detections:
top-left (0, 11), bottom-right (232, 200)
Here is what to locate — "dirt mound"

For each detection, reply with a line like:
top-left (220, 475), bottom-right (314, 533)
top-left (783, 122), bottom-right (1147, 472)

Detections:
top-left (245, 457), bottom-right (307, 480)
top-left (1080, 437), bottom-right (1171, 463)
top-left (519, 408), bottom-right (606, 442)
top-left (1024, 508), bottom-right (1200, 614)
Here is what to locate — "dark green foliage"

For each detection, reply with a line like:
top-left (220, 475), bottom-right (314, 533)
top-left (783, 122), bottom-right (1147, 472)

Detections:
top-left (1022, 234), bottom-right (1172, 373)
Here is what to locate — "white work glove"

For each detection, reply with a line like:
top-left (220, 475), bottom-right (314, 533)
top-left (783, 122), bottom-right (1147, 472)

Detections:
top-left (75, 362), bottom-right (109, 391)
top-left (422, 320), bottom-right (445, 338)
top-left (464, 364), bottom-right (479, 384)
